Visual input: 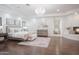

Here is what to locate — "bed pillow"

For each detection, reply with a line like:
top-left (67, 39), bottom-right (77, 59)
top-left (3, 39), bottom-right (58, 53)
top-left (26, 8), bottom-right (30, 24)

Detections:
top-left (9, 28), bottom-right (15, 33)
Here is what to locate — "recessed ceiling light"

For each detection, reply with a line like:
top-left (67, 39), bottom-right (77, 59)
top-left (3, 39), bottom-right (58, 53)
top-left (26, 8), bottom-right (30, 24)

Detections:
top-left (57, 9), bottom-right (60, 12)
top-left (74, 12), bottom-right (78, 15)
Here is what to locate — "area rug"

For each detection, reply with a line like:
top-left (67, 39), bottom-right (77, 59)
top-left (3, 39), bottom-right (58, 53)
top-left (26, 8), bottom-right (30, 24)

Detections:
top-left (18, 37), bottom-right (51, 48)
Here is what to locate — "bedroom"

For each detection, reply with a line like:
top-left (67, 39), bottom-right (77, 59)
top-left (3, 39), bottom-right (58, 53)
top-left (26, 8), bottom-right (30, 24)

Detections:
top-left (0, 4), bottom-right (79, 55)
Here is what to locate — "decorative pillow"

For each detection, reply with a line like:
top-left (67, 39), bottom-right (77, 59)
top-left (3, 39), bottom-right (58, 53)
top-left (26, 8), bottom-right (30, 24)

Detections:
top-left (9, 28), bottom-right (15, 33)
top-left (14, 29), bottom-right (19, 32)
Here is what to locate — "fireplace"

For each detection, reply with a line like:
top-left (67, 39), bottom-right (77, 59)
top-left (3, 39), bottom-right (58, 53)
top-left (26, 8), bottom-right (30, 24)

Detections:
top-left (73, 27), bottom-right (79, 34)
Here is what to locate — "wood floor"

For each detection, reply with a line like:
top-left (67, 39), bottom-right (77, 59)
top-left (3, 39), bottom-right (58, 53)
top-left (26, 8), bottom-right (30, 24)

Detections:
top-left (0, 36), bottom-right (79, 55)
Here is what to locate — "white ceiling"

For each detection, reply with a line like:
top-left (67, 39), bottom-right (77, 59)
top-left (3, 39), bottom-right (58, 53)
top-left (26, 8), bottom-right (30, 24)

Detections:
top-left (0, 4), bottom-right (79, 17)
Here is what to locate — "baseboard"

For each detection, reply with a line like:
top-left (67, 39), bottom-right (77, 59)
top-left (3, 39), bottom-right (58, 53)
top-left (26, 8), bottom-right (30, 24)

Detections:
top-left (62, 34), bottom-right (79, 41)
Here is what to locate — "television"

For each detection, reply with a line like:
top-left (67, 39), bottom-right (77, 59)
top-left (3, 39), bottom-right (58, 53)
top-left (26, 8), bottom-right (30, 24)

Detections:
top-left (73, 27), bottom-right (79, 34)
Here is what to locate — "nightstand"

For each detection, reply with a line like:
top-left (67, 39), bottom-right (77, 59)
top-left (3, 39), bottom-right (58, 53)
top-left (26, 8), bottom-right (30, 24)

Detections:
top-left (0, 33), bottom-right (8, 50)
top-left (37, 30), bottom-right (48, 37)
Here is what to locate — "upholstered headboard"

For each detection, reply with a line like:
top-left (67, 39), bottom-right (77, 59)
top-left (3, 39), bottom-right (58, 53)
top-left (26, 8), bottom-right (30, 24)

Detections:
top-left (6, 26), bottom-right (22, 33)
top-left (6, 26), bottom-right (29, 34)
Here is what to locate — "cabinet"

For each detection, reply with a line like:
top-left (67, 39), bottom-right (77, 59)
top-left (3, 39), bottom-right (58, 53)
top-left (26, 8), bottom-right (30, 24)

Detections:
top-left (37, 30), bottom-right (48, 37)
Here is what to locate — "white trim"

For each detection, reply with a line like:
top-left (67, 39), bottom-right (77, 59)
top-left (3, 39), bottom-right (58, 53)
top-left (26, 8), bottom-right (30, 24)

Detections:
top-left (26, 8), bottom-right (79, 18)
top-left (0, 4), bottom-right (79, 18)
top-left (62, 34), bottom-right (79, 41)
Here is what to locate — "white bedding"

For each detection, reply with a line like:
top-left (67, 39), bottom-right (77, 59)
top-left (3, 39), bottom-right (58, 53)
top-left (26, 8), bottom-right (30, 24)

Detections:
top-left (8, 31), bottom-right (37, 40)
top-left (7, 27), bottom-right (37, 40)
top-left (8, 31), bottom-right (29, 40)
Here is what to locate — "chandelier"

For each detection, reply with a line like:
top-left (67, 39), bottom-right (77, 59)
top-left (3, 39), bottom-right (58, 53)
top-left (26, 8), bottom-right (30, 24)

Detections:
top-left (35, 7), bottom-right (46, 15)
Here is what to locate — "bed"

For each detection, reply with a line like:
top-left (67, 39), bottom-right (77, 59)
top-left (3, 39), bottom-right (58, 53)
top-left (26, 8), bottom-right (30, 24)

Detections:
top-left (7, 27), bottom-right (37, 41)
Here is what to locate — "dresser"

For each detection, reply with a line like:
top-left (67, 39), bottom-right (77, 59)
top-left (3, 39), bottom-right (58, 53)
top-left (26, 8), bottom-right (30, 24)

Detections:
top-left (37, 30), bottom-right (48, 37)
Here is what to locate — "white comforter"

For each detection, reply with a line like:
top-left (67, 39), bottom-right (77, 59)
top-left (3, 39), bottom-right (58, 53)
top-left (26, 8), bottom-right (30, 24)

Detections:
top-left (8, 31), bottom-right (37, 40)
